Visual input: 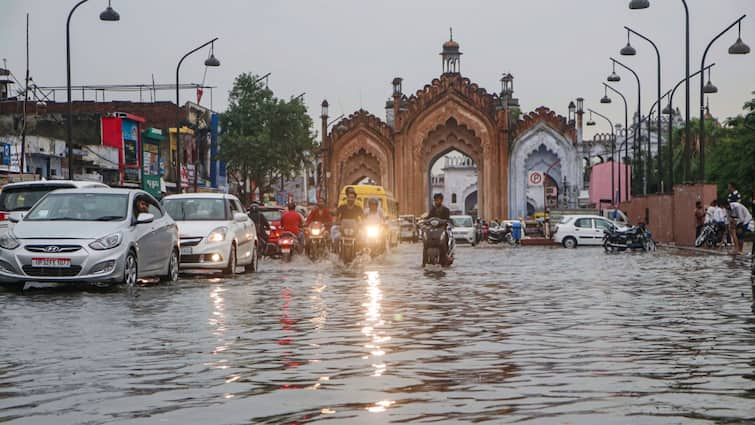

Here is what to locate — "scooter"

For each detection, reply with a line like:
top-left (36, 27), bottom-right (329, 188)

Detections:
top-left (278, 231), bottom-right (299, 262)
top-left (420, 218), bottom-right (454, 267)
top-left (339, 219), bottom-right (359, 264)
top-left (487, 224), bottom-right (514, 245)
top-left (305, 222), bottom-right (329, 261)
top-left (363, 222), bottom-right (387, 257)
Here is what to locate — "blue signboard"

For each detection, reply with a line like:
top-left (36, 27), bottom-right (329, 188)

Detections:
top-left (1, 144), bottom-right (10, 166)
top-left (122, 120), bottom-right (138, 141)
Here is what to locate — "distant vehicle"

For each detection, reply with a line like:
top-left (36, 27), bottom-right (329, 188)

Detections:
top-left (399, 215), bottom-right (419, 242)
top-left (258, 206), bottom-right (284, 255)
top-left (450, 215), bottom-right (477, 245)
top-left (163, 193), bottom-right (257, 274)
top-left (0, 180), bottom-right (108, 235)
top-left (0, 188), bottom-right (178, 290)
top-left (552, 214), bottom-right (625, 248)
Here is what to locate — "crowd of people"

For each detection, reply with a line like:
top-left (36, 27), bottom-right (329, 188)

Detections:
top-left (694, 182), bottom-right (753, 254)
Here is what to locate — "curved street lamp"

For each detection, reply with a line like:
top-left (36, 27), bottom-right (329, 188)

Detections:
top-left (175, 38), bottom-right (220, 193)
top-left (603, 82), bottom-right (630, 202)
top-left (624, 26), bottom-right (662, 194)
top-left (588, 108), bottom-right (617, 205)
top-left (620, 29), bottom-right (637, 56)
top-left (66, 0), bottom-right (120, 179)
top-left (698, 15), bottom-right (749, 182)
top-left (607, 62), bottom-right (621, 82)
top-left (610, 57), bottom-right (644, 194)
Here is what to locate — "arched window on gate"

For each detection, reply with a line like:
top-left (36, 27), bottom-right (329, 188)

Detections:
top-left (452, 193), bottom-right (457, 203)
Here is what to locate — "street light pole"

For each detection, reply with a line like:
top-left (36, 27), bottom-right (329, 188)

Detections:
top-left (624, 26), bottom-right (662, 192)
top-left (587, 108), bottom-right (616, 204)
top-left (604, 83), bottom-right (630, 202)
top-left (66, 0), bottom-right (120, 180)
top-left (664, 63), bottom-right (716, 192)
top-left (175, 37), bottom-right (219, 193)
top-left (610, 57), bottom-right (643, 195)
top-left (698, 15), bottom-right (749, 182)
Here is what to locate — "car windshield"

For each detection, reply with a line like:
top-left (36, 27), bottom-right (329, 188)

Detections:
top-left (451, 217), bottom-right (473, 227)
top-left (163, 198), bottom-right (228, 221)
top-left (261, 210), bottom-right (282, 221)
top-left (0, 185), bottom-right (73, 212)
top-left (25, 193), bottom-right (128, 221)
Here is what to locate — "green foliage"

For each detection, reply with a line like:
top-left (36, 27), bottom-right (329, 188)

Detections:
top-left (706, 100), bottom-right (754, 203)
top-left (218, 73), bottom-right (317, 199)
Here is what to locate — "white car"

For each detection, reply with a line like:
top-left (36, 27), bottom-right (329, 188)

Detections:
top-left (163, 194), bottom-right (257, 274)
top-left (552, 214), bottom-right (624, 248)
top-left (450, 215), bottom-right (477, 245)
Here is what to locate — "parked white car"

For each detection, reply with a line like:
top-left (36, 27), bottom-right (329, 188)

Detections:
top-left (0, 188), bottom-right (179, 290)
top-left (450, 215), bottom-right (477, 245)
top-left (0, 180), bottom-right (108, 235)
top-left (163, 194), bottom-right (257, 274)
top-left (552, 215), bottom-right (624, 248)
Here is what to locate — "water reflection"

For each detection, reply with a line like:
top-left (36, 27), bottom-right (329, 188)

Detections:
top-left (362, 271), bottom-right (390, 378)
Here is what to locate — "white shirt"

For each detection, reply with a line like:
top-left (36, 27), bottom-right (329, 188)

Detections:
top-left (704, 206), bottom-right (716, 224)
top-left (729, 202), bottom-right (752, 225)
top-left (713, 207), bottom-right (727, 223)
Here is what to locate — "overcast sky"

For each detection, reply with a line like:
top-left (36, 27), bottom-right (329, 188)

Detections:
top-left (2, 0), bottom-right (753, 140)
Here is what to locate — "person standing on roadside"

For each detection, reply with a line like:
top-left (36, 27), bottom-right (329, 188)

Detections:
top-left (695, 201), bottom-right (705, 238)
top-left (723, 200), bottom-right (753, 255)
top-left (727, 182), bottom-right (742, 204)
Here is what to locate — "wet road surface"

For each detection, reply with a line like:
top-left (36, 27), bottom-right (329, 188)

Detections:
top-left (1, 245), bottom-right (753, 424)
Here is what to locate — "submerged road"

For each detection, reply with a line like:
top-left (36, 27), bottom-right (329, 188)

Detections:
top-left (1, 244), bottom-right (753, 424)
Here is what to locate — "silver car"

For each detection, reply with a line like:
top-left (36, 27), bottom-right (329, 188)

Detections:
top-left (0, 188), bottom-right (179, 290)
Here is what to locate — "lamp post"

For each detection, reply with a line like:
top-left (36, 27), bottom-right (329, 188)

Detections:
top-left (603, 83), bottom-right (630, 202)
top-left (663, 63), bottom-right (716, 191)
top-left (66, 0), bottom-right (120, 180)
top-left (623, 26), bottom-right (662, 193)
top-left (588, 108), bottom-right (616, 205)
top-left (699, 15), bottom-right (749, 182)
top-left (609, 57), bottom-right (643, 194)
top-left (320, 99), bottom-right (329, 203)
top-left (630, 0), bottom-right (692, 186)
top-left (175, 38), bottom-right (219, 193)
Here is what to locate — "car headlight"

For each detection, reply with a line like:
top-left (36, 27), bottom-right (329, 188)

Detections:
top-left (89, 232), bottom-right (123, 250)
top-left (0, 232), bottom-right (20, 250)
top-left (207, 227), bottom-right (228, 243)
top-left (366, 225), bottom-right (380, 238)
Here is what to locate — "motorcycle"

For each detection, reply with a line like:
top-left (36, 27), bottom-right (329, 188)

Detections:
top-left (338, 219), bottom-right (359, 264)
top-left (603, 223), bottom-right (656, 252)
top-left (305, 222), bottom-right (329, 261)
top-left (487, 224), bottom-right (515, 245)
top-left (278, 231), bottom-right (299, 262)
top-left (695, 222), bottom-right (724, 248)
top-left (420, 218), bottom-right (455, 267)
top-left (363, 222), bottom-right (387, 257)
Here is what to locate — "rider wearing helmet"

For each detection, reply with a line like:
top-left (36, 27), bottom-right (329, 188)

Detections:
top-left (247, 202), bottom-right (270, 245)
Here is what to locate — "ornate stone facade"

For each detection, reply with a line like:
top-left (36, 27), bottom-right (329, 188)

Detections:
top-left (320, 37), bottom-right (582, 220)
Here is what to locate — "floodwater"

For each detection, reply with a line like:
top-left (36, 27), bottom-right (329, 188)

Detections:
top-left (0, 245), bottom-right (753, 425)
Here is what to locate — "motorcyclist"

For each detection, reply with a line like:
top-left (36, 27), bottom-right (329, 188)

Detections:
top-left (336, 187), bottom-right (364, 224)
top-left (427, 193), bottom-right (451, 220)
top-left (247, 203), bottom-right (270, 246)
top-left (364, 198), bottom-right (385, 224)
top-left (280, 202), bottom-right (305, 248)
top-left (306, 198), bottom-right (333, 228)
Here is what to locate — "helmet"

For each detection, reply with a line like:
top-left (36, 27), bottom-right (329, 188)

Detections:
top-left (368, 198), bottom-right (378, 205)
top-left (249, 203), bottom-right (259, 212)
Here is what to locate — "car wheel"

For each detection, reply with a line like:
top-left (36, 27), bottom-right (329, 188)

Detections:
top-left (123, 251), bottom-right (138, 286)
top-left (160, 249), bottom-right (179, 282)
top-left (245, 244), bottom-right (258, 273)
top-left (562, 237), bottom-right (577, 249)
top-left (223, 244), bottom-right (237, 275)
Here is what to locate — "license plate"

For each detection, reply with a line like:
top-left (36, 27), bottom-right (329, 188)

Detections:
top-left (31, 258), bottom-right (71, 268)
top-left (281, 248), bottom-right (291, 254)
top-left (180, 246), bottom-right (193, 255)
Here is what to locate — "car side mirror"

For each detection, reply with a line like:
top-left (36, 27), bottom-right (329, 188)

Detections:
top-left (136, 213), bottom-right (155, 224)
top-left (8, 212), bottom-right (25, 223)
top-left (233, 212), bottom-right (248, 223)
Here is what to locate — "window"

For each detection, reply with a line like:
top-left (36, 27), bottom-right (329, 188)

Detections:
top-left (148, 202), bottom-right (163, 218)
top-left (574, 218), bottom-right (593, 229)
top-left (451, 193), bottom-right (457, 203)
top-left (594, 219), bottom-right (613, 232)
top-left (25, 193), bottom-right (129, 221)
top-left (163, 198), bottom-right (229, 221)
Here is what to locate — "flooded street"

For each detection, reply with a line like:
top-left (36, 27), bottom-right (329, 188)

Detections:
top-left (1, 245), bottom-right (753, 424)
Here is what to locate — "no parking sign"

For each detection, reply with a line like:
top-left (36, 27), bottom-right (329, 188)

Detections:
top-left (528, 171), bottom-right (543, 186)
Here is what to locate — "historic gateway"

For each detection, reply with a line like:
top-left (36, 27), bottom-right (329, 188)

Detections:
top-left (320, 35), bottom-right (583, 220)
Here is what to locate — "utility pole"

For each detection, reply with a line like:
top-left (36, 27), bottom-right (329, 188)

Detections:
top-left (21, 13), bottom-right (29, 180)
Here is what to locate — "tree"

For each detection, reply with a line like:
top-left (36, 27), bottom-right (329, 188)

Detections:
top-left (218, 73), bottom-right (317, 202)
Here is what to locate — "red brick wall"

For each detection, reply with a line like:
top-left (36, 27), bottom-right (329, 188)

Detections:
top-left (673, 184), bottom-right (717, 246)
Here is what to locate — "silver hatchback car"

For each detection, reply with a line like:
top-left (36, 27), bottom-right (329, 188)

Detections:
top-left (0, 188), bottom-right (179, 290)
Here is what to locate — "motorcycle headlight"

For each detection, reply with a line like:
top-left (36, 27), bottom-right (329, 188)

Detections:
top-left (0, 232), bottom-right (20, 250)
top-left (89, 232), bottom-right (123, 250)
top-left (430, 219), bottom-right (440, 227)
top-left (311, 228), bottom-right (322, 236)
top-left (366, 225), bottom-right (380, 238)
top-left (207, 227), bottom-right (228, 243)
